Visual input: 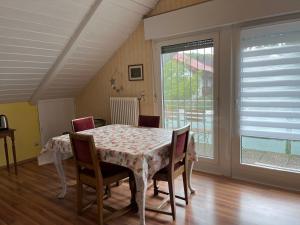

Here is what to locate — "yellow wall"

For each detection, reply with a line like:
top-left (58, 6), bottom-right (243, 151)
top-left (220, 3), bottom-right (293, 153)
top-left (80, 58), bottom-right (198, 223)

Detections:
top-left (76, 0), bottom-right (208, 122)
top-left (0, 102), bottom-right (41, 167)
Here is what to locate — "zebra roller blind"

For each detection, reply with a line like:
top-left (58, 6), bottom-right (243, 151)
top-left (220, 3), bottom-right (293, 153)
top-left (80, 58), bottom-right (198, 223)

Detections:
top-left (240, 20), bottom-right (300, 141)
top-left (161, 39), bottom-right (214, 53)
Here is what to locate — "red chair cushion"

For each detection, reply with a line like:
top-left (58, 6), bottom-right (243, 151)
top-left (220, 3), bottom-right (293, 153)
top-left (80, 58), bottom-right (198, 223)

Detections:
top-left (72, 117), bottom-right (95, 132)
top-left (176, 132), bottom-right (187, 157)
top-left (138, 115), bottom-right (160, 128)
top-left (73, 138), bottom-right (92, 164)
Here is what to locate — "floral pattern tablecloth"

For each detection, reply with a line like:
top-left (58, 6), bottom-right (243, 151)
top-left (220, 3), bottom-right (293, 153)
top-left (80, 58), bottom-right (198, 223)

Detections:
top-left (41, 124), bottom-right (196, 178)
top-left (40, 124), bottom-right (197, 225)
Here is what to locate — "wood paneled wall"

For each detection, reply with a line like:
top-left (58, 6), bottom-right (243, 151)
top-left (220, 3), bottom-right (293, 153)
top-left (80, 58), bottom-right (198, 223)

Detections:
top-left (148, 0), bottom-right (210, 17)
top-left (75, 0), bottom-right (207, 122)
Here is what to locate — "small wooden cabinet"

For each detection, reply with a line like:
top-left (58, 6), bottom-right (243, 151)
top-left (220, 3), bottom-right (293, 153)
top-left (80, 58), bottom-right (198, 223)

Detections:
top-left (0, 129), bottom-right (17, 175)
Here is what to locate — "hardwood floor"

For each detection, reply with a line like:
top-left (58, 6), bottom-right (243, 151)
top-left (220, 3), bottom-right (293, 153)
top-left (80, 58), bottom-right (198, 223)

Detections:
top-left (0, 159), bottom-right (299, 225)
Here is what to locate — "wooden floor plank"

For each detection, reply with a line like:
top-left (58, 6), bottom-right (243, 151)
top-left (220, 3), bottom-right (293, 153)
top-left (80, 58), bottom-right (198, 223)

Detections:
top-left (0, 160), bottom-right (299, 225)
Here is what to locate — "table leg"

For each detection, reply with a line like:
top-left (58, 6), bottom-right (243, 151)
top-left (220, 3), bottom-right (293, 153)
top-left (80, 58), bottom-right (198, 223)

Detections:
top-left (10, 133), bottom-right (18, 175)
top-left (53, 151), bottom-right (67, 199)
top-left (4, 137), bottom-right (10, 172)
top-left (134, 175), bottom-right (147, 225)
top-left (187, 161), bottom-right (195, 193)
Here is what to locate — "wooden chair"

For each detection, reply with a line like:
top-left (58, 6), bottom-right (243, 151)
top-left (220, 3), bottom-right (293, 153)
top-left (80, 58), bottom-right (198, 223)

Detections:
top-left (69, 133), bottom-right (136, 225)
top-left (71, 116), bottom-right (113, 195)
top-left (147, 125), bottom-right (190, 220)
top-left (72, 116), bottom-right (95, 132)
top-left (138, 115), bottom-right (160, 128)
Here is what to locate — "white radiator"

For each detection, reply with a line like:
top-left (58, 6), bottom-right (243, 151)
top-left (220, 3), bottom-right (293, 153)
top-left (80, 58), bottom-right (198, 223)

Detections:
top-left (110, 97), bottom-right (139, 126)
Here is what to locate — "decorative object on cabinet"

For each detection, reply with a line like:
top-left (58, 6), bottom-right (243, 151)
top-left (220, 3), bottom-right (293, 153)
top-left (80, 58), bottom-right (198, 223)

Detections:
top-left (0, 114), bottom-right (9, 130)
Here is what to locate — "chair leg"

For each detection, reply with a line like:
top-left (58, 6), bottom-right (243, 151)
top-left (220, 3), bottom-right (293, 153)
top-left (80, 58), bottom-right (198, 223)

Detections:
top-left (105, 185), bottom-right (111, 198)
top-left (168, 179), bottom-right (176, 220)
top-left (153, 179), bottom-right (159, 196)
top-left (182, 171), bottom-right (188, 205)
top-left (77, 181), bottom-right (83, 214)
top-left (97, 188), bottom-right (104, 225)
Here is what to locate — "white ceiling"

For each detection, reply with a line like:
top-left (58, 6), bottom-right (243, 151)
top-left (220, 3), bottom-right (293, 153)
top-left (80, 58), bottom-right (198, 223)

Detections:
top-left (0, 0), bottom-right (158, 103)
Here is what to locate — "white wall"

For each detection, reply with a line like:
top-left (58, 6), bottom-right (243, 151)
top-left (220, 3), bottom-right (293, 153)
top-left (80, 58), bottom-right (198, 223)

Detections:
top-left (38, 98), bottom-right (75, 145)
top-left (144, 0), bottom-right (300, 40)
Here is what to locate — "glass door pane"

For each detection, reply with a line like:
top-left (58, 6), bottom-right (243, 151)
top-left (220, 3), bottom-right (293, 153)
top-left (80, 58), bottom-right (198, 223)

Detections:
top-left (161, 39), bottom-right (215, 158)
top-left (239, 21), bottom-right (300, 172)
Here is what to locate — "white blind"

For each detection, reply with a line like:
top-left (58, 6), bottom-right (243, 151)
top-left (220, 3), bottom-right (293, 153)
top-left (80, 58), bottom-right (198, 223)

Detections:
top-left (240, 20), bottom-right (300, 141)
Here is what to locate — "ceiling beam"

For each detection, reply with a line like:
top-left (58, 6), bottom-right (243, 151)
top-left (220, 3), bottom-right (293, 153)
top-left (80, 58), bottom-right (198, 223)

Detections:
top-left (30, 0), bottom-right (103, 104)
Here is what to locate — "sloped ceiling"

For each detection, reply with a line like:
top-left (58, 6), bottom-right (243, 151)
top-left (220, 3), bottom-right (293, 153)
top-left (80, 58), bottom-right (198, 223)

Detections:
top-left (0, 0), bottom-right (159, 103)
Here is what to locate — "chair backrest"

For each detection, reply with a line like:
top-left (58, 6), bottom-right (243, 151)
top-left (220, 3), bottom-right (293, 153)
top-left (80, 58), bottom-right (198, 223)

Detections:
top-left (138, 115), bottom-right (160, 128)
top-left (169, 124), bottom-right (190, 171)
top-left (69, 133), bottom-right (102, 184)
top-left (72, 116), bottom-right (95, 132)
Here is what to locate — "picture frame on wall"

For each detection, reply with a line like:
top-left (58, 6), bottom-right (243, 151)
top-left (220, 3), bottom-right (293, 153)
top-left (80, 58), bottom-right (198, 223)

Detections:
top-left (128, 64), bottom-right (144, 81)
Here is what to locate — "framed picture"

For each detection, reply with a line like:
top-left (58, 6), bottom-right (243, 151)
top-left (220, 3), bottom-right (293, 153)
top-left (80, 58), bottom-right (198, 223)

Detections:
top-left (128, 64), bottom-right (144, 81)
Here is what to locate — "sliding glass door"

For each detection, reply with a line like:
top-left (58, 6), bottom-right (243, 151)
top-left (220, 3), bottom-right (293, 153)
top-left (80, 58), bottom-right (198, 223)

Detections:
top-left (232, 20), bottom-right (300, 189)
top-left (154, 20), bottom-right (299, 188)
top-left (155, 33), bottom-right (219, 170)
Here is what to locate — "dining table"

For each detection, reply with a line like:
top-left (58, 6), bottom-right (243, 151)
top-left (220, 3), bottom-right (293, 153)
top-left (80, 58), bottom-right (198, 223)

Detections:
top-left (39, 124), bottom-right (197, 225)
